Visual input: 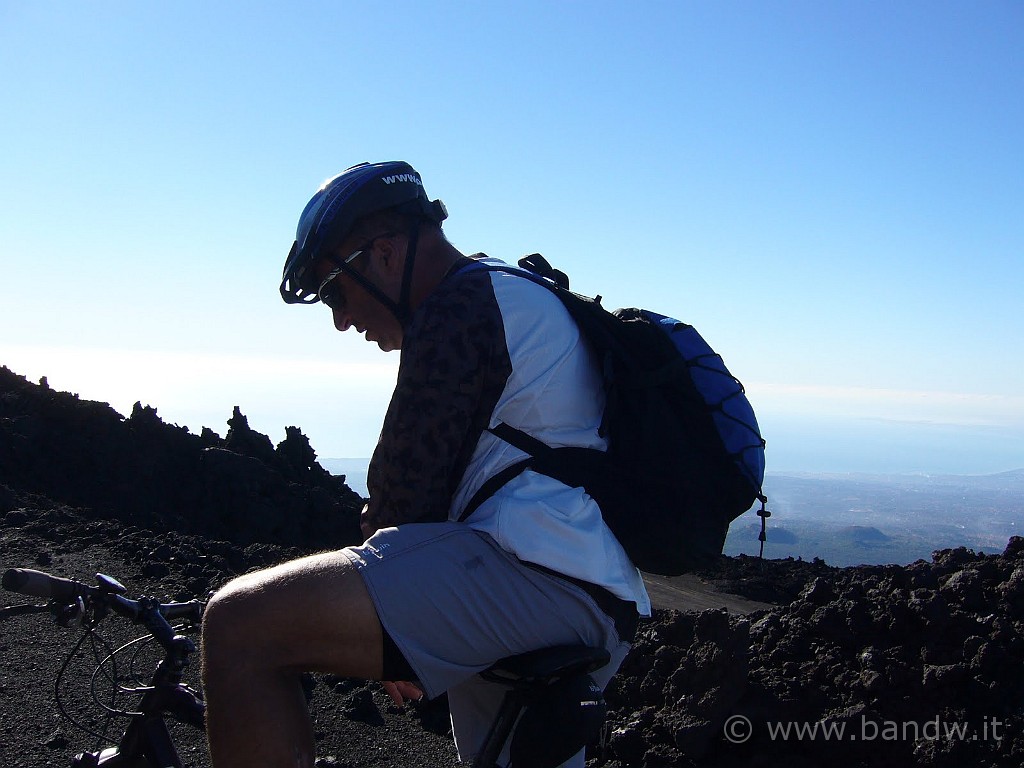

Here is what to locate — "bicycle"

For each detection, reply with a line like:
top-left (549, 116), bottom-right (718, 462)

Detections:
top-left (2, 567), bottom-right (609, 768)
top-left (2, 567), bottom-right (206, 767)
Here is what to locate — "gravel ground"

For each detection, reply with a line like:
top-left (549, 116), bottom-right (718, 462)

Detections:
top-left (0, 504), bottom-right (461, 768)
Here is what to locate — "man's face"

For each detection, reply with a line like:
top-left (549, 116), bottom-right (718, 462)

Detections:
top-left (312, 234), bottom-right (406, 352)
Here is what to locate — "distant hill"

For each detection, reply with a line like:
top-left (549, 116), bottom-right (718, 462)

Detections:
top-left (836, 525), bottom-right (892, 545)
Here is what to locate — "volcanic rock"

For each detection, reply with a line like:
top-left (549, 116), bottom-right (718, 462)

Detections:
top-left (2, 365), bottom-right (1023, 767)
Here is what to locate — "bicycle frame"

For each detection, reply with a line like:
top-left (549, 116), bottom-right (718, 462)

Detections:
top-left (73, 684), bottom-right (205, 767)
top-left (74, 595), bottom-right (206, 767)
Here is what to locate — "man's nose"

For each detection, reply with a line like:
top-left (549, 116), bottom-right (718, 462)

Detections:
top-left (332, 309), bottom-right (352, 332)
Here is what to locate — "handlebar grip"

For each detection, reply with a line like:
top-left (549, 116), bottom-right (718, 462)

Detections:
top-left (161, 601), bottom-right (205, 623)
top-left (2, 568), bottom-right (91, 601)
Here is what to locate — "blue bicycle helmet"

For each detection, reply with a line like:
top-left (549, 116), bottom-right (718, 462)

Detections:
top-left (280, 161), bottom-right (447, 306)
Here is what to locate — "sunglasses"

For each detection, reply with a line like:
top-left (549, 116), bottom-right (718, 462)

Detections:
top-left (316, 234), bottom-right (392, 311)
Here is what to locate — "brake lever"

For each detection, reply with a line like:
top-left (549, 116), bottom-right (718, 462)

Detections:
top-left (54, 596), bottom-right (86, 627)
top-left (96, 573), bottom-right (127, 595)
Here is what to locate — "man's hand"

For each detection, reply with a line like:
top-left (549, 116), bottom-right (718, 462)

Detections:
top-left (382, 680), bottom-right (424, 706)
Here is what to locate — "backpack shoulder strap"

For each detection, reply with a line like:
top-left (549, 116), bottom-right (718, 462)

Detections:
top-left (488, 421), bottom-right (553, 457)
top-left (451, 254), bottom-right (572, 294)
top-left (457, 457), bottom-right (527, 523)
top-left (451, 257), bottom-right (603, 523)
top-left (518, 253), bottom-right (570, 289)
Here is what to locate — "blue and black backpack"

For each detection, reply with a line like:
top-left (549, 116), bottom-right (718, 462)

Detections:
top-left (458, 254), bottom-right (769, 576)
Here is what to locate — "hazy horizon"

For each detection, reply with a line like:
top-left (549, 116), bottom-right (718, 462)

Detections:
top-left (3, 4), bottom-right (1020, 492)
top-left (318, 457), bottom-right (1024, 501)
top-left (319, 457), bottom-right (1023, 568)
top-left (4, 362), bottom-right (1019, 483)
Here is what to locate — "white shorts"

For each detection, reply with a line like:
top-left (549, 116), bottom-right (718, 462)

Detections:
top-left (342, 522), bottom-right (635, 766)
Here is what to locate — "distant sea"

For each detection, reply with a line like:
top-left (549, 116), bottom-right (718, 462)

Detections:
top-left (319, 458), bottom-right (1023, 568)
top-left (320, 458), bottom-right (370, 498)
top-left (757, 414), bottom-right (1024, 477)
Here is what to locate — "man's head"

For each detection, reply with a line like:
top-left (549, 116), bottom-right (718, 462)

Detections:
top-left (280, 162), bottom-right (448, 322)
top-left (310, 228), bottom-right (418, 351)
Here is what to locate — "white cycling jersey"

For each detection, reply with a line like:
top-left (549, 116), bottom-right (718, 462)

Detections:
top-left (366, 255), bottom-right (651, 617)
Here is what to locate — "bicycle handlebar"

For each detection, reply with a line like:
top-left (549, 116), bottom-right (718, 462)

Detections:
top-left (2, 568), bottom-right (204, 624)
top-left (3, 568), bottom-right (91, 600)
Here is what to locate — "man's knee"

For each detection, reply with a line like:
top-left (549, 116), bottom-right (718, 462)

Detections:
top-left (201, 552), bottom-right (384, 680)
top-left (202, 574), bottom-right (265, 666)
top-left (202, 563), bottom-right (315, 657)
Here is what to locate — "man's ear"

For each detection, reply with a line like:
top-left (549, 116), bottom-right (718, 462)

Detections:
top-left (373, 235), bottom-right (406, 279)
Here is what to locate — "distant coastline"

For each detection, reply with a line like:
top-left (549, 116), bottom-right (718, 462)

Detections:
top-left (320, 458), bottom-right (370, 498)
top-left (322, 458), bottom-right (1024, 568)
top-left (727, 469), bottom-right (1022, 566)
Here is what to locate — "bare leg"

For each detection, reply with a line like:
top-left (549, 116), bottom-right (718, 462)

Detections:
top-left (201, 550), bottom-right (384, 768)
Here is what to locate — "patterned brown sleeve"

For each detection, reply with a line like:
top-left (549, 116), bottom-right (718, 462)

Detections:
top-left (363, 267), bottom-right (511, 530)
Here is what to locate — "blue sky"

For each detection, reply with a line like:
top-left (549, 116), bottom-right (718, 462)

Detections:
top-left (2, 2), bottom-right (1021, 474)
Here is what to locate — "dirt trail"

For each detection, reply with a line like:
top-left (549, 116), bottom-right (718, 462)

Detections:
top-left (644, 574), bottom-right (774, 615)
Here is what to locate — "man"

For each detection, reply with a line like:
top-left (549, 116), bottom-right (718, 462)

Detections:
top-left (201, 162), bottom-right (651, 767)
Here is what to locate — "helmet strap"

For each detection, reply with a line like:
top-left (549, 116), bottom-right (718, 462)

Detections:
top-left (330, 259), bottom-right (402, 325)
top-left (330, 222), bottom-right (421, 330)
top-left (396, 222), bottom-right (420, 328)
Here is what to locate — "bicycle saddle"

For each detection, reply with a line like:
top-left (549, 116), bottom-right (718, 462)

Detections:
top-left (481, 644), bottom-right (610, 685)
